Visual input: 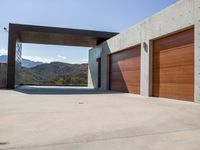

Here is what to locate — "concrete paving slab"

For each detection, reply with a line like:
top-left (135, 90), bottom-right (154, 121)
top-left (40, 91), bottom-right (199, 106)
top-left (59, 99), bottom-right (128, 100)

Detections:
top-left (0, 86), bottom-right (200, 150)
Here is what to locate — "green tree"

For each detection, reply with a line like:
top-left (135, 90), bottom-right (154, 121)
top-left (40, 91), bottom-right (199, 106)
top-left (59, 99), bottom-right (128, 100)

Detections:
top-left (55, 77), bottom-right (65, 85)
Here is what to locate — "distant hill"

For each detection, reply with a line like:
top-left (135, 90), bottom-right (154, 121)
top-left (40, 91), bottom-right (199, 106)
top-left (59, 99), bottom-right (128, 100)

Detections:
top-left (20, 62), bottom-right (88, 86)
top-left (0, 55), bottom-right (43, 68)
top-left (0, 55), bottom-right (88, 85)
top-left (21, 58), bottom-right (43, 68)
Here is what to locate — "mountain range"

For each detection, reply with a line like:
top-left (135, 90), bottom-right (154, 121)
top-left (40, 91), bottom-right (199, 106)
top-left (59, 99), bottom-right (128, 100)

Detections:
top-left (0, 55), bottom-right (88, 86)
top-left (20, 62), bottom-right (88, 86)
top-left (0, 55), bottom-right (43, 68)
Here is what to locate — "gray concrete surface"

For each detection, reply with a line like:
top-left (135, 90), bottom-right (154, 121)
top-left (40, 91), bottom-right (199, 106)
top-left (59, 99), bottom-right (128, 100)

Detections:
top-left (194, 0), bottom-right (200, 103)
top-left (88, 0), bottom-right (200, 102)
top-left (0, 86), bottom-right (200, 150)
top-left (88, 47), bottom-right (101, 89)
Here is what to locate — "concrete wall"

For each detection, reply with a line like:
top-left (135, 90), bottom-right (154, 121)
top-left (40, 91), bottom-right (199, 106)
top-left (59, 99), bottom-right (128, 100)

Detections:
top-left (0, 63), bottom-right (7, 89)
top-left (88, 47), bottom-right (102, 88)
top-left (194, 0), bottom-right (200, 103)
top-left (88, 0), bottom-right (200, 102)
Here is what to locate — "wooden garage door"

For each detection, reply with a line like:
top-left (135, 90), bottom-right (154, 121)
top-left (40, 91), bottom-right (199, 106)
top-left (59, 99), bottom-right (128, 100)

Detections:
top-left (109, 45), bottom-right (141, 94)
top-left (153, 28), bottom-right (194, 101)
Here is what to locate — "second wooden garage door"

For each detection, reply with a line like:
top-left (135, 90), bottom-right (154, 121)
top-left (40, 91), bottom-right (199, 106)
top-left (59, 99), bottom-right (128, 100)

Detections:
top-left (109, 45), bottom-right (141, 94)
top-left (153, 28), bottom-right (194, 101)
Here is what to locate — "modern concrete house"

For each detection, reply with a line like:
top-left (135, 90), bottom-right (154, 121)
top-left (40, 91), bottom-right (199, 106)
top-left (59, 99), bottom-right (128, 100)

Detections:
top-left (6, 0), bottom-right (200, 103)
top-left (88, 0), bottom-right (200, 103)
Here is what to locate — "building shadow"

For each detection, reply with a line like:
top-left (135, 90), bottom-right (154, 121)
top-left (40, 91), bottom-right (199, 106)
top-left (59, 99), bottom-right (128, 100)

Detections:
top-left (15, 85), bottom-right (119, 95)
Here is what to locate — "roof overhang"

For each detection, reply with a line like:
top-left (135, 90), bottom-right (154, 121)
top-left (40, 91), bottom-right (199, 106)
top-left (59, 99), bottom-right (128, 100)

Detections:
top-left (9, 23), bottom-right (118, 47)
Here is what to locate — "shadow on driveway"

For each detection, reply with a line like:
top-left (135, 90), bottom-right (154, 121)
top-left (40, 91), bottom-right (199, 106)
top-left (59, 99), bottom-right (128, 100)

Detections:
top-left (15, 86), bottom-right (119, 95)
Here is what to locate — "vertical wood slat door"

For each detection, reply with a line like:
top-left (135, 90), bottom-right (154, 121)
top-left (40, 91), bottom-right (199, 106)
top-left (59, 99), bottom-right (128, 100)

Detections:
top-left (109, 45), bottom-right (141, 94)
top-left (153, 28), bottom-right (194, 101)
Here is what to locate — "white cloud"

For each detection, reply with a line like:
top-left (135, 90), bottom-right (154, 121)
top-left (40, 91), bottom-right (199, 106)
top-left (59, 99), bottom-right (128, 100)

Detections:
top-left (0, 50), bottom-right (88, 64)
top-left (55, 55), bottom-right (88, 63)
top-left (57, 55), bottom-right (66, 59)
top-left (81, 58), bottom-right (88, 63)
top-left (22, 55), bottom-right (88, 64)
top-left (0, 49), bottom-right (8, 56)
top-left (23, 55), bottom-right (56, 63)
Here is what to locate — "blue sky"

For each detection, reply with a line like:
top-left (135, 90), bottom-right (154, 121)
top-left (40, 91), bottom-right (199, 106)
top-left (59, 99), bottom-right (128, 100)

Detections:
top-left (0, 0), bottom-right (176, 63)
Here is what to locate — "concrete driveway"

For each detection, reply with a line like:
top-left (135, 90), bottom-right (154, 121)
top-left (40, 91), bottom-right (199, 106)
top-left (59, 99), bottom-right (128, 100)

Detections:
top-left (0, 86), bottom-right (200, 150)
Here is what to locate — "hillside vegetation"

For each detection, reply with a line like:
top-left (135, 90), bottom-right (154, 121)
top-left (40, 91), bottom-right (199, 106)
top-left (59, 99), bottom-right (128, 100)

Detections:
top-left (20, 62), bottom-right (88, 86)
